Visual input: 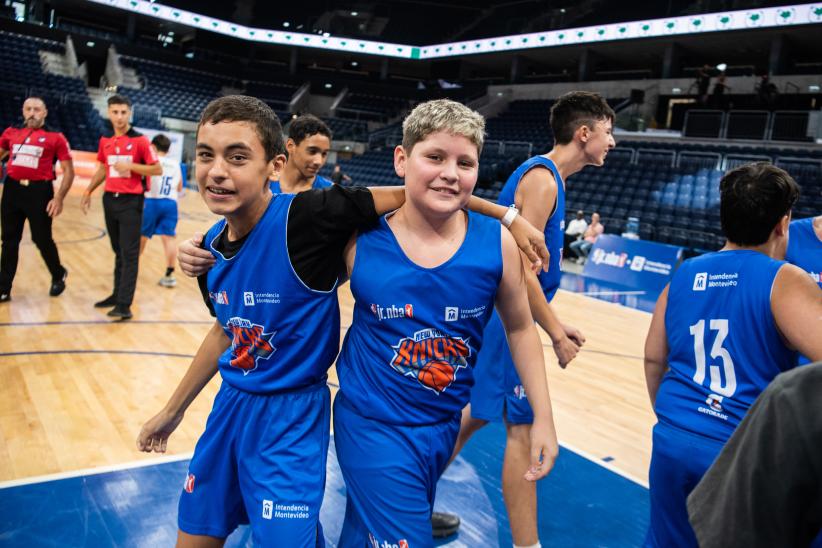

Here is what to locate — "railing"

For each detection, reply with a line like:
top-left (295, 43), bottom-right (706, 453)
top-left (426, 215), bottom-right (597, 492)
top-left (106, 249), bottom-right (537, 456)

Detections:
top-left (683, 109), bottom-right (812, 141)
top-left (482, 139), bottom-right (533, 158)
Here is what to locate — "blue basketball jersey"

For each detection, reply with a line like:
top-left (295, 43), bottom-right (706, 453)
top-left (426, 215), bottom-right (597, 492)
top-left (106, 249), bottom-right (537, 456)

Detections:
top-left (270, 175), bottom-right (333, 194)
top-left (336, 211), bottom-right (503, 425)
top-left (655, 250), bottom-right (797, 442)
top-left (204, 193), bottom-right (341, 393)
top-left (497, 155), bottom-right (565, 301)
top-left (786, 217), bottom-right (822, 288)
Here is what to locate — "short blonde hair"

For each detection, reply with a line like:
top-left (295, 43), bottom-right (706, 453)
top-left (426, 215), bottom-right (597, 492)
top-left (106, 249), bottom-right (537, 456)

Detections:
top-left (401, 99), bottom-right (485, 155)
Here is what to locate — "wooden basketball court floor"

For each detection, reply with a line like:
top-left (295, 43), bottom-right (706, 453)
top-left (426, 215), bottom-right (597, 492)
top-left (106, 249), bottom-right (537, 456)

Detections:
top-left (0, 184), bottom-right (658, 546)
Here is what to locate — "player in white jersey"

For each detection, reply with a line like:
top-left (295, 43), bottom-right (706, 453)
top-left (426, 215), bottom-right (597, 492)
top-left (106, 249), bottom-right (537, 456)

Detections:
top-left (140, 134), bottom-right (183, 287)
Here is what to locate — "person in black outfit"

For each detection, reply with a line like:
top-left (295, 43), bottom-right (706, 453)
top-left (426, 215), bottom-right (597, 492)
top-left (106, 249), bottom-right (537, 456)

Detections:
top-left (81, 95), bottom-right (161, 319)
top-left (0, 96), bottom-right (74, 301)
top-left (687, 362), bottom-right (822, 548)
top-left (711, 71), bottom-right (729, 108)
top-left (696, 64), bottom-right (712, 104)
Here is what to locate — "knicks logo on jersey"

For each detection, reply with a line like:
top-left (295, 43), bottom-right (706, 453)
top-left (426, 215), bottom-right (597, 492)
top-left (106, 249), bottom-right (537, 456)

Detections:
top-left (226, 317), bottom-right (277, 374)
top-left (389, 328), bottom-right (471, 394)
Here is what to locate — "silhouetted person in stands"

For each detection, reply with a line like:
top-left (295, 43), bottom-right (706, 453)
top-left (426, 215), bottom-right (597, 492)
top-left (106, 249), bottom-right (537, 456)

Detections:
top-left (696, 65), bottom-right (712, 104)
top-left (757, 74), bottom-right (778, 108)
top-left (711, 72), bottom-right (729, 109)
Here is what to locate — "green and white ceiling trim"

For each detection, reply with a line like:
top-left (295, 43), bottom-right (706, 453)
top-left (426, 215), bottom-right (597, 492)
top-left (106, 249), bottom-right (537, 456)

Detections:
top-left (87, 0), bottom-right (822, 60)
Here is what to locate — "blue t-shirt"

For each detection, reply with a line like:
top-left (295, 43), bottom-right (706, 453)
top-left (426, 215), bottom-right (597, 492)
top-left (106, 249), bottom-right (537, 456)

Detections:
top-left (655, 250), bottom-right (797, 442)
top-left (270, 175), bottom-right (333, 194)
top-left (786, 217), bottom-right (822, 288)
top-left (497, 155), bottom-right (565, 301)
top-left (336, 211), bottom-right (503, 425)
top-left (203, 193), bottom-right (341, 393)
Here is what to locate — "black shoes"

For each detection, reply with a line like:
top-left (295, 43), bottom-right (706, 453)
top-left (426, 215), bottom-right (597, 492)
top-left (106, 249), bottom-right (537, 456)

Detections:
top-left (49, 268), bottom-right (68, 297)
top-left (106, 304), bottom-right (133, 320)
top-left (432, 511), bottom-right (460, 538)
top-left (94, 295), bottom-right (118, 308)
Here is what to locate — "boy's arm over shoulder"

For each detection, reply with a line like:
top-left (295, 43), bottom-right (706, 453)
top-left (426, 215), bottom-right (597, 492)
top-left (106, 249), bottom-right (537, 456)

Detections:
top-left (516, 167), bottom-right (557, 232)
top-left (494, 227), bottom-right (558, 480)
top-left (288, 185), bottom-right (380, 291)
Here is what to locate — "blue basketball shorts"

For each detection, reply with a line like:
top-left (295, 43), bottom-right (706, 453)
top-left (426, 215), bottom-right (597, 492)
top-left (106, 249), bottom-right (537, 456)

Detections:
top-left (141, 198), bottom-right (178, 238)
top-left (178, 381), bottom-right (330, 546)
top-left (333, 392), bottom-right (460, 548)
top-left (469, 310), bottom-right (534, 424)
top-left (644, 421), bottom-right (725, 548)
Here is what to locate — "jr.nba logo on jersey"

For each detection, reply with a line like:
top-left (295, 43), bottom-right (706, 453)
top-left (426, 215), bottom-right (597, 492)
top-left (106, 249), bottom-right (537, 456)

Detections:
top-left (226, 317), bottom-right (276, 374)
top-left (209, 290), bottom-right (229, 305)
top-left (390, 329), bottom-right (471, 394)
top-left (693, 272), bottom-right (708, 291)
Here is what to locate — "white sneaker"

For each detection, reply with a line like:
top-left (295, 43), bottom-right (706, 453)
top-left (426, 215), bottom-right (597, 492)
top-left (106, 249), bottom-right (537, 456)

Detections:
top-left (159, 275), bottom-right (177, 288)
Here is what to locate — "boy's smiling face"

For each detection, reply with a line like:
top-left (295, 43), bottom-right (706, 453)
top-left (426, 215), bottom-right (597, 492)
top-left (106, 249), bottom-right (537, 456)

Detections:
top-left (394, 130), bottom-right (479, 218)
top-left (582, 118), bottom-right (615, 167)
top-left (287, 133), bottom-right (331, 179)
top-left (195, 120), bottom-right (274, 217)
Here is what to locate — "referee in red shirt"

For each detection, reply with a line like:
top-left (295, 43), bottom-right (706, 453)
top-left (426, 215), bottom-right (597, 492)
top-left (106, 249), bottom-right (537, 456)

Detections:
top-left (81, 95), bottom-right (160, 319)
top-left (0, 96), bottom-right (74, 302)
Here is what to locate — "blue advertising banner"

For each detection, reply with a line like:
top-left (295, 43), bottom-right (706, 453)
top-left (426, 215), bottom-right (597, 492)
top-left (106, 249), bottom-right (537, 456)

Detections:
top-left (582, 235), bottom-right (684, 291)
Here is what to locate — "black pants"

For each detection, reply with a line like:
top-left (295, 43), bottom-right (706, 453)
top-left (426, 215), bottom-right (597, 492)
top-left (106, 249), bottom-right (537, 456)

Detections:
top-left (0, 178), bottom-right (64, 293)
top-left (103, 192), bottom-right (143, 306)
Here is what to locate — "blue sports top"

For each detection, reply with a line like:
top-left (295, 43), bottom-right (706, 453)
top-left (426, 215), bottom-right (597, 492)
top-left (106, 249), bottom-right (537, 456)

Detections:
top-left (336, 211), bottom-right (504, 425)
top-left (655, 250), bottom-right (797, 442)
top-left (786, 217), bottom-right (822, 288)
top-left (203, 193), bottom-right (340, 393)
top-left (496, 155), bottom-right (565, 301)
top-left (269, 174), bottom-right (333, 194)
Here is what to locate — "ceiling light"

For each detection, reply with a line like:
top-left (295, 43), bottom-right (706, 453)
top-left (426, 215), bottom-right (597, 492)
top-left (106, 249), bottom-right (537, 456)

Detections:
top-left (325, 83), bottom-right (332, 89)
top-left (283, 22), bottom-right (290, 28)
top-left (351, 11), bottom-right (358, 16)
top-left (716, 63), bottom-right (727, 71)
top-left (86, 41), bottom-right (95, 47)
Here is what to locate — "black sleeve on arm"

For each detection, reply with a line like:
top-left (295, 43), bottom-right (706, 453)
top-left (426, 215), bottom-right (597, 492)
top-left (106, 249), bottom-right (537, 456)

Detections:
top-left (196, 234), bottom-right (216, 317)
top-left (198, 273), bottom-right (216, 317)
top-left (287, 185), bottom-right (379, 292)
top-left (687, 364), bottom-right (822, 548)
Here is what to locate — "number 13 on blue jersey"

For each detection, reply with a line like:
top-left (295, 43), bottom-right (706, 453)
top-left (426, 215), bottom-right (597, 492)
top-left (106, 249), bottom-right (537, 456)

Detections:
top-left (690, 319), bottom-right (737, 397)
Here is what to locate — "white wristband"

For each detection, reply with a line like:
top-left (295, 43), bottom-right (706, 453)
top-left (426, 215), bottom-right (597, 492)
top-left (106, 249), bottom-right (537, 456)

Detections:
top-left (501, 206), bottom-right (519, 228)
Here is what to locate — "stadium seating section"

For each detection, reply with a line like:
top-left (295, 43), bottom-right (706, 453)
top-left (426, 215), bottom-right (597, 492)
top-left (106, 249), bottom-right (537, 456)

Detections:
top-left (1, 27), bottom-right (818, 260)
